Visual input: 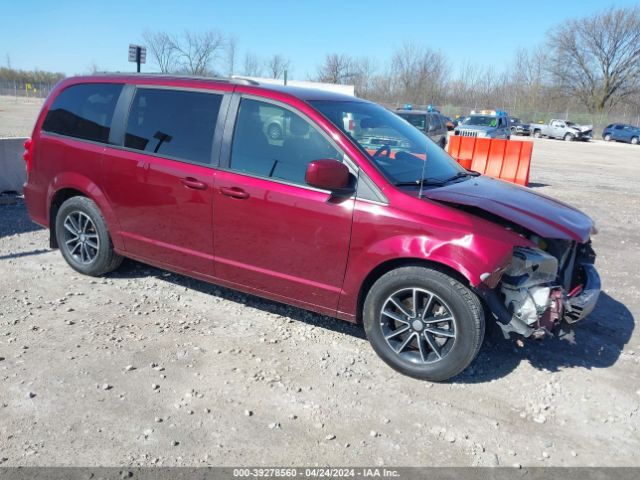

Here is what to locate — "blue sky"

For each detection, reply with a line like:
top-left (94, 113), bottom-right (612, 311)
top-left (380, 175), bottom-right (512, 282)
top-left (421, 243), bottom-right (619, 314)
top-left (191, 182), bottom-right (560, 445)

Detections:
top-left (2, 0), bottom-right (638, 78)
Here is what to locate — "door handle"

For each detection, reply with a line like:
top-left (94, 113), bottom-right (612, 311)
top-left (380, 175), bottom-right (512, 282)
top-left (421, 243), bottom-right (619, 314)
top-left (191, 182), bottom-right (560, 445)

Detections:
top-left (220, 186), bottom-right (249, 199)
top-left (180, 177), bottom-right (207, 190)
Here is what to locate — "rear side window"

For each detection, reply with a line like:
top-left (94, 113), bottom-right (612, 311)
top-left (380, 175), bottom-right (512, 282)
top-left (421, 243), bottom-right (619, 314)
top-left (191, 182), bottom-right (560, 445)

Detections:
top-left (125, 88), bottom-right (223, 164)
top-left (42, 83), bottom-right (123, 143)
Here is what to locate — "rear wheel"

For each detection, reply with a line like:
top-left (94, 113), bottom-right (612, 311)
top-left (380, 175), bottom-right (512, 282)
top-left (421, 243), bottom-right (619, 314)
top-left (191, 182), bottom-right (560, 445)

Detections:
top-left (363, 266), bottom-right (484, 381)
top-left (55, 196), bottom-right (123, 276)
top-left (631, 136), bottom-right (639, 145)
top-left (564, 133), bottom-right (574, 142)
top-left (533, 130), bottom-right (542, 138)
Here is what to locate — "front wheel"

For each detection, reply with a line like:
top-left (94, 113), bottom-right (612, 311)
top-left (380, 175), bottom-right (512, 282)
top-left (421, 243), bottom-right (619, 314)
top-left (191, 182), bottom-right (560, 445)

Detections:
top-left (604, 134), bottom-right (612, 142)
top-left (363, 267), bottom-right (484, 381)
top-left (55, 196), bottom-right (123, 276)
top-left (564, 133), bottom-right (574, 142)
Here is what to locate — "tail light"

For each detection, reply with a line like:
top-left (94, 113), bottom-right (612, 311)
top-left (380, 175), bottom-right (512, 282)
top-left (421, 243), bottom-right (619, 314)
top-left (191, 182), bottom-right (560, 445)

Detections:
top-left (23, 138), bottom-right (32, 173)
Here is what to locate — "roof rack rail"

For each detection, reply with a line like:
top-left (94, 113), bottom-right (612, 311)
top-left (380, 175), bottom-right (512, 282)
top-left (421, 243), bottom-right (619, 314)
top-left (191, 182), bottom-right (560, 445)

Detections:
top-left (229, 76), bottom-right (260, 86)
top-left (90, 71), bottom-right (260, 86)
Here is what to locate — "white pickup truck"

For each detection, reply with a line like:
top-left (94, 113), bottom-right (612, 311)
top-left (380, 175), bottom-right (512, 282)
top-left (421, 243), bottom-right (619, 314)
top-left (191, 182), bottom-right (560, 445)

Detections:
top-left (531, 119), bottom-right (593, 141)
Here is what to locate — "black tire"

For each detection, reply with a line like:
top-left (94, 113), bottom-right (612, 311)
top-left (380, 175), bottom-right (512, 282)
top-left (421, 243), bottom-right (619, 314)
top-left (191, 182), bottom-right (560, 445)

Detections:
top-left (363, 266), bottom-right (484, 381)
top-left (533, 130), bottom-right (542, 138)
top-left (631, 136), bottom-right (639, 145)
top-left (564, 133), bottom-right (574, 142)
top-left (439, 137), bottom-right (447, 149)
top-left (55, 196), bottom-right (123, 276)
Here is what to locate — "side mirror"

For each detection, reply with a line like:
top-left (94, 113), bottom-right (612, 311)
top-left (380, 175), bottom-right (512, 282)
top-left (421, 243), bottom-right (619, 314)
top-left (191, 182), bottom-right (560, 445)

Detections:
top-left (305, 159), bottom-right (354, 196)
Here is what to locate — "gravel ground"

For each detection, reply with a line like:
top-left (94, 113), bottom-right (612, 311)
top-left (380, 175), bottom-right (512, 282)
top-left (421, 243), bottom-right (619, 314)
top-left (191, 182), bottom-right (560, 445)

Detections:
top-left (0, 95), bottom-right (44, 138)
top-left (0, 102), bottom-right (639, 467)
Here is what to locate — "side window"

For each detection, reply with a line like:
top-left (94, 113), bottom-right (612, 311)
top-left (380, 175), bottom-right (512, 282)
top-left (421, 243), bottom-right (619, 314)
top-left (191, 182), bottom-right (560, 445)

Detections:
top-left (230, 98), bottom-right (342, 185)
top-left (42, 83), bottom-right (123, 143)
top-left (125, 88), bottom-right (222, 165)
top-left (614, 125), bottom-right (624, 130)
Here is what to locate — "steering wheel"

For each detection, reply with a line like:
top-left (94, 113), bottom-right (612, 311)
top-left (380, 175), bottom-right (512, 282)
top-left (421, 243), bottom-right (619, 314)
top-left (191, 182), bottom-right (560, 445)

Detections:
top-left (373, 145), bottom-right (391, 158)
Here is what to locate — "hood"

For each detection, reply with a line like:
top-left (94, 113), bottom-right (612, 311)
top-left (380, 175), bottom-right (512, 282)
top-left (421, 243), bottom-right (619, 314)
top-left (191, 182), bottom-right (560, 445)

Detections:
top-left (570, 124), bottom-right (593, 133)
top-left (421, 176), bottom-right (593, 243)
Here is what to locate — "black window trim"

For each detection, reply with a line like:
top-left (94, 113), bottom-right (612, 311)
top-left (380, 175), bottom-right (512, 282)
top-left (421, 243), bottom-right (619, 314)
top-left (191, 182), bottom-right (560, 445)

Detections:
top-left (116, 85), bottom-right (230, 168)
top-left (219, 92), bottom-right (365, 196)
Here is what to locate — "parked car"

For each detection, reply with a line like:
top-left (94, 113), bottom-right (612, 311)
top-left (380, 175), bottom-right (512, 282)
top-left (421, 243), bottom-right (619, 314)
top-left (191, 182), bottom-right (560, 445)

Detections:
top-left (23, 75), bottom-right (601, 381)
top-left (509, 117), bottom-right (531, 136)
top-left (453, 110), bottom-right (511, 139)
top-left (602, 123), bottom-right (640, 145)
top-left (395, 108), bottom-right (448, 148)
top-left (531, 119), bottom-right (592, 141)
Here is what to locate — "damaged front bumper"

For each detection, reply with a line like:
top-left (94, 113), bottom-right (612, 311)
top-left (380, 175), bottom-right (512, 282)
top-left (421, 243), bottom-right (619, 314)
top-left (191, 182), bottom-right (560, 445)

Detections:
top-left (479, 246), bottom-right (602, 339)
top-left (564, 263), bottom-right (601, 323)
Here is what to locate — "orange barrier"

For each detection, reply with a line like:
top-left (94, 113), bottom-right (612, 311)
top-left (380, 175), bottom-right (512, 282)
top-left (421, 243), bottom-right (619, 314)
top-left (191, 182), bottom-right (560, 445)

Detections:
top-left (447, 136), bottom-right (532, 186)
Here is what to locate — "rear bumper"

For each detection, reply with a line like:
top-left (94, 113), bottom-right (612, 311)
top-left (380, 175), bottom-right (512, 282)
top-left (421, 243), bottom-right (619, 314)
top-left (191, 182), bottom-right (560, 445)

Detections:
top-left (23, 182), bottom-right (48, 227)
top-left (563, 263), bottom-right (601, 323)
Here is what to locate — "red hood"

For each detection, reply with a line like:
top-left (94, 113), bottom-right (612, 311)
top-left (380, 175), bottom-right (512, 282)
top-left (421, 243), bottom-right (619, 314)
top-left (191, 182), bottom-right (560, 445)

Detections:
top-left (421, 176), bottom-right (593, 243)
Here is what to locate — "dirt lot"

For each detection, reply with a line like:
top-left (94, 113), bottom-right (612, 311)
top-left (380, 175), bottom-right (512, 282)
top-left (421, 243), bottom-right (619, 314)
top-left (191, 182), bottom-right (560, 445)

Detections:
top-left (0, 100), bottom-right (639, 467)
top-left (0, 95), bottom-right (44, 138)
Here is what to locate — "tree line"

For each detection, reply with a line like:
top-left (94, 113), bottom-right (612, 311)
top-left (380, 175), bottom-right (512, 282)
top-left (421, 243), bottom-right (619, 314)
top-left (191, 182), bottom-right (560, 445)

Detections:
top-left (140, 5), bottom-right (639, 120)
top-left (0, 66), bottom-right (64, 87)
top-left (3, 5), bottom-right (638, 122)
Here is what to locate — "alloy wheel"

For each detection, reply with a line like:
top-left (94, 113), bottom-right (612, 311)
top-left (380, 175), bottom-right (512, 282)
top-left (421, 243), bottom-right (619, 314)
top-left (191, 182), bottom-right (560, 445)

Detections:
top-left (380, 288), bottom-right (457, 365)
top-left (62, 211), bottom-right (100, 264)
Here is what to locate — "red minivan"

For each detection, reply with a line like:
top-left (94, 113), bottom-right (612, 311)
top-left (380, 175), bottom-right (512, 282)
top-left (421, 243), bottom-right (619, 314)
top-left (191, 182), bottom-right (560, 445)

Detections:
top-left (23, 75), bottom-right (601, 381)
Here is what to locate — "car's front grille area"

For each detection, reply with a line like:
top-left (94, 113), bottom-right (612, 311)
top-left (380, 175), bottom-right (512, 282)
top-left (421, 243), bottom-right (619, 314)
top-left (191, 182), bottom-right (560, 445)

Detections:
top-left (458, 130), bottom-right (479, 137)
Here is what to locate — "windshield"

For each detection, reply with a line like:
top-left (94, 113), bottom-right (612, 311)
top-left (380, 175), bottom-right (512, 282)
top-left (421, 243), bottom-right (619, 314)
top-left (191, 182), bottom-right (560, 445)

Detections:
top-left (309, 100), bottom-right (464, 185)
top-left (462, 115), bottom-right (497, 127)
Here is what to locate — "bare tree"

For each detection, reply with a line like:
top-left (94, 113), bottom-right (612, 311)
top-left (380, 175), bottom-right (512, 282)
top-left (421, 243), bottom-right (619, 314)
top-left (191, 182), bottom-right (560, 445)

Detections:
top-left (316, 54), bottom-right (355, 84)
top-left (172, 30), bottom-right (226, 76)
top-left (266, 54), bottom-right (290, 79)
top-left (242, 52), bottom-right (263, 77)
top-left (391, 42), bottom-right (449, 105)
top-left (142, 30), bottom-right (177, 73)
top-left (547, 6), bottom-right (640, 113)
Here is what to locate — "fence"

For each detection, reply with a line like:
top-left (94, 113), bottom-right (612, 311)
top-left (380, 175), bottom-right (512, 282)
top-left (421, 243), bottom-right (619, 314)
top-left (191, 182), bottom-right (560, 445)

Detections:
top-left (0, 81), bottom-right (55, 99)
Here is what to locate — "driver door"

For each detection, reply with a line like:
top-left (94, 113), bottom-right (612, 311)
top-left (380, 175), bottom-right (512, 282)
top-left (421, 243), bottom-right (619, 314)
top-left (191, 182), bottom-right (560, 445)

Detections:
top-left (213, 96), bottom-right (356, 312)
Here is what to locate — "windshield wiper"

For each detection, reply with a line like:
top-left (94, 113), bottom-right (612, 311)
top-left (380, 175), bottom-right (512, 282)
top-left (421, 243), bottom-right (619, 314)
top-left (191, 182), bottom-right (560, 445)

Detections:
top-left (395, 171), bottom-right (480, 188)
top-left (395, 178), bottom-right (446, 187)
top-left (442, 171), bottom-right (480, 183)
